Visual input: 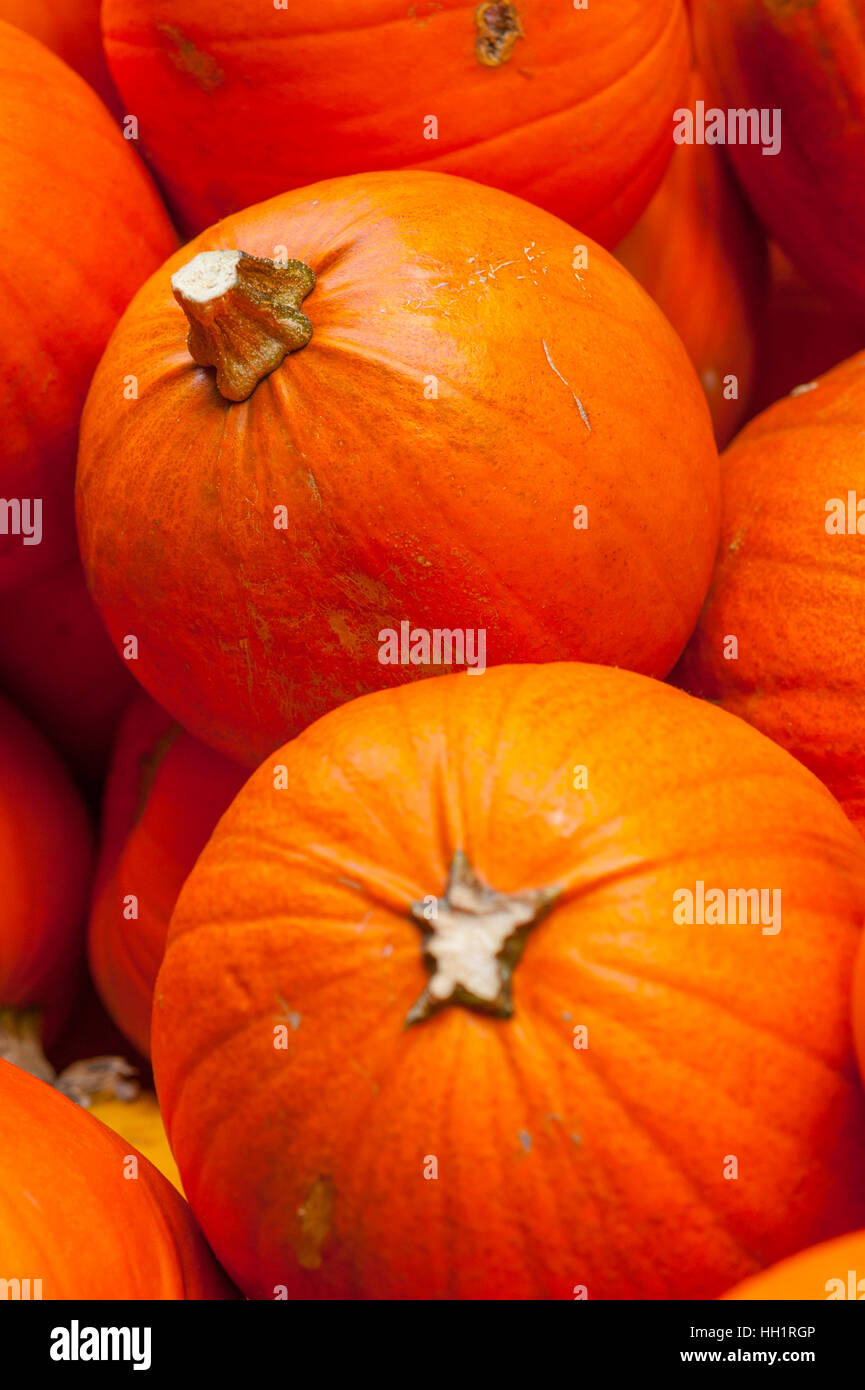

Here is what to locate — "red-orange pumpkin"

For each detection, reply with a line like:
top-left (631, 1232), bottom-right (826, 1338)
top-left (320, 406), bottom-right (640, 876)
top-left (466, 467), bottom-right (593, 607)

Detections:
top-left (0, 555), bottom-right (135, 791)
top-left (152, 663), bottom-right (865, 1301)
top-left (749, 245), bottom-right (865, 418)
top-left (0, 693), bottom-right (92, 1047)
top-left (0, 21), bottom-right (176, 595)
top-left (0, 0), bottom-right (118, 108)
top-left (89, 693), bottom-right (246, 1057)
top-left (101, 0), bottom-right (691, 240)
top-left (77, 171), bottom-right (719, 767)
top-left (615, 69), bottom-right (767, 448)
top-left (692, 0), bottom-right (865, 313)
top-left (673, 351), bottom-right (865, 836)
top-left (0, 1059), bottom-right (237, 1298)
top-left (722, 1230), bottom-right (865, 1300)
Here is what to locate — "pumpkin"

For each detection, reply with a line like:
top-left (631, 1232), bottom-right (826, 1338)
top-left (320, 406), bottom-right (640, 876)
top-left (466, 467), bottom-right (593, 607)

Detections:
top-left (101, 0), bottom-right (690, 242)
top-left (0, 21), bottom-right (176, 595)
top-left (151, 662), bottom-right (865, 1301)
top-left (722, 1230), bottom-right (865, 1300)
top-left (89, 1090), bottom-right (184, 1195)
top-left (673, 351), bottom-right (865, 836)
top-left (0, 692), bottom-right (92, 1051)
top-left (89, 692), bottom-right (247, 1057)
top-left (691, 0), bottom-right (865, 314)
top-left (0, 555), bottom-right (135, 791)
top-left (77, 171), bottom-right (720, 767)
top-left (0, 0), bottom-right (118, 109)
top-left (615, 69), bottom-right (767, 449)
top-left (749, 245), bottom-right (865, 418)
top-left (0, 1059), bottom-right (236, 1298)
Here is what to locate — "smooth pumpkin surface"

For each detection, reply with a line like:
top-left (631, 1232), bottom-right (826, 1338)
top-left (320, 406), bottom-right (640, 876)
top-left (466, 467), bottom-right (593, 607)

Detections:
top-left (615, 69), bottom-right (767, 448)
top-left (152, 663), bottom-right (865, 1301)
top-left (0, 21), bottom-right (176, 595)
top-left (0, 555), bottom-right (135, 791)
top-left (78, 170), bottom-right (719, 767)
top-left (0, 693), bottom-right (92, 1042)
top-left (749, 245), bottom-right (865, 418)
top-left (89, 693), bottom-right (246, 1056)
top-left (0, 0), bottom-right (118, 108)
top-left (102, 0), bottom-right (690, 241)
top-left (89, 1090), bottom-right (184, 1195)
top-left (722, 1230), bottom-right (865, 1300)
top-left (0, 1060), bottom-right (235, 1298)
top-left (673, 351), bottom-right (865, 836)
top-left (692, 0), bottom-right (865, 313)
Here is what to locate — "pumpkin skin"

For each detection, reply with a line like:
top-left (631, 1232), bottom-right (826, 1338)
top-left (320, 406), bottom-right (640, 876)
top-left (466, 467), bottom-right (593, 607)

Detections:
top-left (0, 21), bottom-right (176, 595)
top-left (692, 0), bottom-right (865, 314)
top-left (749, 245), bottom-right (865, 418)
top-left (0, 693), bottom-right (92, 1043)
top-left (0, 555), bottom-right (135, 792)
top-left (0, 1060), bottom-right (235, 1298)
top-left (0, 0), bottom-right (118, 108)
top-left (89, 692), bottom-right (246, 1056)
top-left (673, 351), bottom-right (865, 836)
top-left (101, 0), bottom-right (690, 241)
top-left (152, 663), bottom-right (865, 1301)
top-left (615, 70), bottom-right (767, 448)
top-left (722, 1230), bottom-right (865, 1300)
top-left (78, 171), bottom-right (720, 767)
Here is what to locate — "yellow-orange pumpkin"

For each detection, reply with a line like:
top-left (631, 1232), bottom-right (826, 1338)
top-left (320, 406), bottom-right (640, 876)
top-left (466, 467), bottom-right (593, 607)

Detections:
top-left (0, 1060), bottom-right (235, 1298)
top-left (673, 351), bottom-right (865, 836)
top-left (722, 1230), bottom-right (865, 1300)
top-left (78, 171), bottom-right (719, 767)
top-left (102, 0), bottom-right (690, 241)
top-left (152, 663), bottom-right (865, 1300)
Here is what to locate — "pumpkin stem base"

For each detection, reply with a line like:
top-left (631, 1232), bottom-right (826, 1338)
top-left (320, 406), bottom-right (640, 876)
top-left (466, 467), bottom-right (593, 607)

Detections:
top-left (0, 1006), bottom-right (139, 1106)
top-left (406, 851), bottom-right (558, 1025)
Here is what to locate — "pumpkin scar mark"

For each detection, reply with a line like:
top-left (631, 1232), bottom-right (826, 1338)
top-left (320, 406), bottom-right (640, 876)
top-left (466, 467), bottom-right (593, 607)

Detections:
top-left (541, 340), bottom-right (591, 432)
top-left (157, 24), bottom-right (223, 91)
top-left (296, 1175), bottom-right (334, 1271)
top-left (274, 995), bottom-right (301, 1031)
top-left (475, 3), bottom-right (524, 68)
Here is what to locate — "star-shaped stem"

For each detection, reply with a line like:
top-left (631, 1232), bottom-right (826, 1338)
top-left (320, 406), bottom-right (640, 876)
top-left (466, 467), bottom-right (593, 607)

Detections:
top-left (406, 851), bottom-right (558, 1025)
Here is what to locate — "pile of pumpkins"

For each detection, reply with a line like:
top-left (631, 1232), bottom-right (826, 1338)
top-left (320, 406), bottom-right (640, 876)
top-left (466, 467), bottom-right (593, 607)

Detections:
top-left (2, 0), bottom-right (865, 1302)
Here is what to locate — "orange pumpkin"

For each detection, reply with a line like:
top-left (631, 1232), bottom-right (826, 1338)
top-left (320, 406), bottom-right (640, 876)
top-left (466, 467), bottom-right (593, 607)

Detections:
top-left (722, 1230), bottom-right (865, 1300)
top-left (0, 693), bottom-right (92, 1049)
top-left (89, 693), bottom-right (246, 1056)
top-left (0, 556), bottom-right (135, 791)
top-left (749, 245), bottom-right (865, 418)
top-left (0, 1059), bottom-right (236, 1298)
top-left (152, 663), bottom-right (865, 1301)
top-left (673, 351), bottom-right (865, 836)
top-left (101, 0), bottom-right (690, 240)
top-left (0, 21), bottom-right (176, 595)
top-left (89, 1090), bottom-right (184, 1195)
top-left (615, 69), bottom-right (767, 448)
top-left (78, 171), bottom-right (719, 767)
top-left (0, 0), bottom-right (118, 108)
top-left (692, 0), bottom-right (865, 313)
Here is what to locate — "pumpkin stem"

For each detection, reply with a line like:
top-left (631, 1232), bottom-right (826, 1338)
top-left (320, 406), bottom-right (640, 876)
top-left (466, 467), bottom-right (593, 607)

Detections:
top-left (406, 851), bottom-right (558, 1025)
top-left (171, 249), bottom-right (315, 402)
top-left (0, 1006), bottom-right (139, 1106)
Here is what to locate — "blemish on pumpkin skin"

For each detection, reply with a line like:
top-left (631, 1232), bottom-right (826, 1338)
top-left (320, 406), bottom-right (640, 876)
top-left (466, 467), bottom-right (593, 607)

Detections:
top-left (519, 1130), bottom-right (532, 1152)
top-left (475, 3), bottom-right (524, 68)
top-left (295, 1176), bottom-right (334, 1271)
top-left (158, 24), bottom-right (223, 91)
